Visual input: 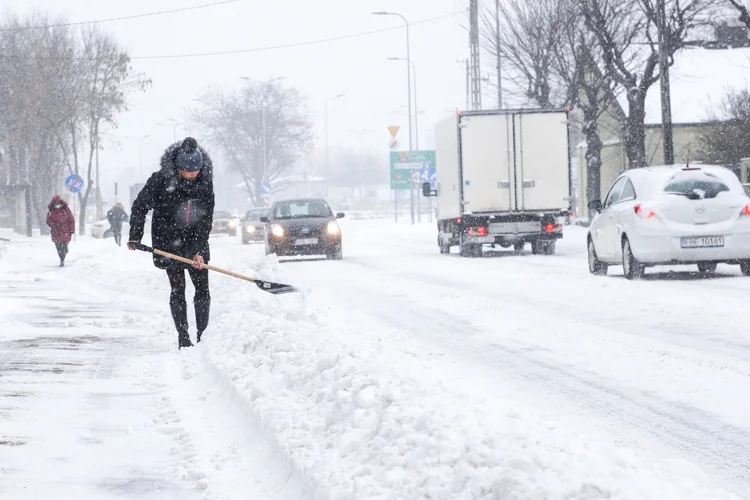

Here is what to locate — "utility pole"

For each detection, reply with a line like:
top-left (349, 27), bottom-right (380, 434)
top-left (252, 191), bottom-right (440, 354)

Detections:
top-left (495, 0), bottom-right (503, 110)
top-left (457, 59), bottom-right (469, 109)
top-left (657, 0), bottom-right (674, 164)
top-left (469, 0), bottom-right (482, 110)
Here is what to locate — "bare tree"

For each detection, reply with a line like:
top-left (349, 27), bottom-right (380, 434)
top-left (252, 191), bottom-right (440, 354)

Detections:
top-left (189, 80), bottom-right (314, 207)
top-left (56, 27), bottom-right (149, 235)
top-left (726, 0), bottom-right (750, 28)
top-left (698, 88), bottom-right (750, 163)
top-left (480, 0), bottom-right (569, 108)
top-left (573, 0), bottom-right (712, 168)
top-left (551, 3), bottom-right (622, 204)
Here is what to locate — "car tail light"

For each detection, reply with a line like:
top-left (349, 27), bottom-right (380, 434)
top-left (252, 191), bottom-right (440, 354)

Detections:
top-left (544, 224), bottom-right (562, 233)
top-left (741, 206), bottom-right (750, 217)
top-left (467, 227), bottom-right (487, 236)
top-left (456, 217), bottom-right (462, 224)
top-left (634, 204), bottom-right (655, 219)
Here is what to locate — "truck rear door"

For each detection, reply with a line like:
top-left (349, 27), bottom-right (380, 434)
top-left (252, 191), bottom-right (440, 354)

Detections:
top-left (514, 110), bottom-right (571, 212)
top-left (459, 113), bottom-right (514, 212)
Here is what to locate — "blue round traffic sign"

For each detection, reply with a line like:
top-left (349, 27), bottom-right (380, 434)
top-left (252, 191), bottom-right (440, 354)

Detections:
top-left (65, 174), bottom-right (84, 194)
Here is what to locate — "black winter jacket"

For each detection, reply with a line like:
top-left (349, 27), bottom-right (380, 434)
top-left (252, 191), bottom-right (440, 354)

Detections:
top-left (129, 141), bottom-right (215, 269)
top-left (106, 206), bottom-right (129, 229)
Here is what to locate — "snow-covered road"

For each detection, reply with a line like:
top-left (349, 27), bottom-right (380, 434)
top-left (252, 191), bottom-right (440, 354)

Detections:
top-left (1, 219), bottom-right (748, 499)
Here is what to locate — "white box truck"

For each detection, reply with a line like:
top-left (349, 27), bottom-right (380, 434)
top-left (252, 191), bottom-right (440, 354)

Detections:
top-left (422, 109), bottom-right (572, 257)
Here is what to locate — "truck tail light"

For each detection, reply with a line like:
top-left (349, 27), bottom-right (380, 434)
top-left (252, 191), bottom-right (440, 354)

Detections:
top-left (634, 204), bottom-right (655, 219)
top-left (456, 217), bottom-right (462, 225)
top-left (467, 227), bottom-right (487, 236)
top-left (544, 224), bottom-right (562, 233)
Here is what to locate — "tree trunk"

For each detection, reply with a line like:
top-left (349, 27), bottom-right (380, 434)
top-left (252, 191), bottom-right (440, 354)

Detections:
top-left (624, 90), bottom-right (648, 168)
top-left (582, 106), bottom-right (603, 217)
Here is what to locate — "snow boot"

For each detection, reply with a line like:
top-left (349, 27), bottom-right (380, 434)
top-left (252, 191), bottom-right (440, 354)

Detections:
top-left (197, 331), bottom-right (203, 343)
top-left (178, 331), bottom-right (193, 349)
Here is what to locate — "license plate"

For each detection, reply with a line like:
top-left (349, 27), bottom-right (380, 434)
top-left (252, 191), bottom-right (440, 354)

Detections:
top-left (680, 236), bottom-right (724, 248)
top-left (294, 238), bottom-right (318, 245)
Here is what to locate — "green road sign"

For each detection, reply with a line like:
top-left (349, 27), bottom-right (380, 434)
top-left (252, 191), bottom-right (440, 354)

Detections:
top-left (390, 150), bottom-right (436, 190)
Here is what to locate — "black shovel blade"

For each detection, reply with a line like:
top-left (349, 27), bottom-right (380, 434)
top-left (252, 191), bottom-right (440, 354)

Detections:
top-left (254, 279), bottom-right (298, 294)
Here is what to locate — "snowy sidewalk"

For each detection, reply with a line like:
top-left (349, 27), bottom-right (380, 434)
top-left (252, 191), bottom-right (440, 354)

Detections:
top-left (0, 252), bottom-right (311, 500)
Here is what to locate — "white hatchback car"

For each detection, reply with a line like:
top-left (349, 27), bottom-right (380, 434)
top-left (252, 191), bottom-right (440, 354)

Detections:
top-left (587, 164), bottom-right (750, 279)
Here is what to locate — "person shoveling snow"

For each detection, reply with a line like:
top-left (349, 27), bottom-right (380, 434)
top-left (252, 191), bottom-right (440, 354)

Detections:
top-left (128, 137), bottom-right (215, 349)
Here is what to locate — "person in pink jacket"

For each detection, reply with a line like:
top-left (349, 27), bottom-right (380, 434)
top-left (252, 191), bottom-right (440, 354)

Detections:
top-left (46, 195), bottom-right (75, 267)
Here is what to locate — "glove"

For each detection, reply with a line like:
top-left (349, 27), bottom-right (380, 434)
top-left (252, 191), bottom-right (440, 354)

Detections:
top-left (127, 241), bottom-right (138, 251)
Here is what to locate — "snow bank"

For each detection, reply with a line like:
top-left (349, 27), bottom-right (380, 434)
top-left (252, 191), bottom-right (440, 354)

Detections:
top-left (199, 259), bottom-right (739, 500)
top-left (25, 236), bottom-right (738, 499)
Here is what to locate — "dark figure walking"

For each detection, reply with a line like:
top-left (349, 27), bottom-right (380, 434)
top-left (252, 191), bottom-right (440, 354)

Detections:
top-left (46, 195), bottom-right (75, 267)
top-left (127, 137), bottom-right (215, 349)
top-left (106, 202), bottom-right (129, 246)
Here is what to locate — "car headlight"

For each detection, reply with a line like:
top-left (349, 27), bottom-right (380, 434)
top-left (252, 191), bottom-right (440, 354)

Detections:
top-left (228, 220), bottom-right (237, 228)
top-left (271, 224), bottom-right (284, 237)
top-left (246, 225), bottom-right (256, 233)
top-left (327, 221), bottom-right (340, 234)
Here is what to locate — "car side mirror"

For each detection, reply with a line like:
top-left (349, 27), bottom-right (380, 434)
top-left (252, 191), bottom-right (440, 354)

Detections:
top-left (259, 216), bottom-right (269, 223)
top-left (336, 212), bottom-right (345, 219)
top-left (587, 199), bottom-right (602, 212)
top-left (422, 182), bottom-right (437, 197)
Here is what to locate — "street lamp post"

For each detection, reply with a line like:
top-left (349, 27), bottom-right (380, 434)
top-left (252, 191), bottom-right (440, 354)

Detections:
top-left (241, 77), bottom-right (286, 189)
top-left (375, 11), bottom-right (414, 225)
top-left (126, 134), bottom-right (150, 177)
top-left (388, 57), bottom-right (425, 222)
top-left (324, 93), bottom-right (345, 175)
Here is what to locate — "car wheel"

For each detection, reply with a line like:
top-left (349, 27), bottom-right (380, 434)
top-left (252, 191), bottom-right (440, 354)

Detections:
top-left (622, 238), bottom-right (645, 280)
top-left (588, 239), bottom-right (607, 276)
top-left (531, 241), bottom-right (543, 255)
top-left (740, 261), bottom-right (750, 276)
top-left (697, 262), bottom-right (717, 273)
top-left (543, 241), bottom-right (556, 255)
top-left (513, 242), bottom-right (524, 252)
top-left (327, 244), bottom-right (343, 260)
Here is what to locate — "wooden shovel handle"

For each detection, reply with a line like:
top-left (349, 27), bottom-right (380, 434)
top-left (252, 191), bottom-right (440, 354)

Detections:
top-left (152, 248), bottom-right (257, 283)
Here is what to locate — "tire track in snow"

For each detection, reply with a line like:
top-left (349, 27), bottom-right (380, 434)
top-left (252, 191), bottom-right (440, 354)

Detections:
top-left (307, 258), bottom-right (750, 496)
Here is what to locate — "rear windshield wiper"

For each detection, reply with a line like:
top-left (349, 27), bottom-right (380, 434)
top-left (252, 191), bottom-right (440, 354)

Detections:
top-left (667, 191), bottom-right (702, 200)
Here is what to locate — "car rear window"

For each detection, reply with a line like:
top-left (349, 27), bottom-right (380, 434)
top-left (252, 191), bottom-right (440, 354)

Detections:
top-left (245, 211), bottom-right (266, 221)
top-left (664, 174), bottom-right (730, 199)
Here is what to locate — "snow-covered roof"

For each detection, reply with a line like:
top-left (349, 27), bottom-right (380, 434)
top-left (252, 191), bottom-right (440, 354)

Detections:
top-left (627, 47), bottom-right (750, 124)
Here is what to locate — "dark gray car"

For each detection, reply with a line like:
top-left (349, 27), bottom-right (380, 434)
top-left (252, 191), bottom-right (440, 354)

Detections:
top-left (261, 198), bottom-right (344, 260)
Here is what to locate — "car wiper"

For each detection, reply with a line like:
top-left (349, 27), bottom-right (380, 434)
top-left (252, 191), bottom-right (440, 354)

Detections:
top-left (667, 191), bottom-right (701, 200)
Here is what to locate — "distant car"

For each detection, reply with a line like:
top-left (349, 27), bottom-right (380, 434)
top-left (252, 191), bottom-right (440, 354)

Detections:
top-left (261, 198), bottom-right (344, 260)
top-left (240, 208), bottom-right (268, 244)
top-left (211, 210), bottom-right (238, 235)
top-left (587, 164), bottom-right (750, 279)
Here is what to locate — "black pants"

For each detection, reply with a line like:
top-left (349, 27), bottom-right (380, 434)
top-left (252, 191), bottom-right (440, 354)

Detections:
top-left (54, 242), bottom-right (68, 263)
top-left (166, 266), bottom-right (210, 338)
top-left (111, 226), bottom-right (122, 246)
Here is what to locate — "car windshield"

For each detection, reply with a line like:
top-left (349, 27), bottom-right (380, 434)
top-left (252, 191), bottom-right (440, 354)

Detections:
top-left (664, 174), bottom-right (730, 200)
top-left (272, 200), bottom-right (332, 219)
top-left (214, 211), bottom-right (232, 219)
top-left (244, 210), bottom-right (267, 221)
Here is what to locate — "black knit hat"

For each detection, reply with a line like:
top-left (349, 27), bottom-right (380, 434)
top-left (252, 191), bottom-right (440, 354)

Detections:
top-left (175, 137), bottom-right (203, 172)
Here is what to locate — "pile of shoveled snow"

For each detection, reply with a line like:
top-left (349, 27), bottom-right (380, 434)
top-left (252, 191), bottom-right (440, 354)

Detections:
top-left (197, 256), bottom-right (739, 500)
top-left (30, 240), bottom-right (738, 500)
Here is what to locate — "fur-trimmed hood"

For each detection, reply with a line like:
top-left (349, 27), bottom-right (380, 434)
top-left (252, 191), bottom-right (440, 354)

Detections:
top-left (159, 137), bottom-right (213, 181)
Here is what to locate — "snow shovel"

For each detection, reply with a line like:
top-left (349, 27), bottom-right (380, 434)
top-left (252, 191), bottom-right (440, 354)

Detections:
top-left (130, 243), bottom-right (297, 294)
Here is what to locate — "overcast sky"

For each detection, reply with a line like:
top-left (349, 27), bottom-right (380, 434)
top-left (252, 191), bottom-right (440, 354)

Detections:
top-left (4, 0), bottom-right (470, 197)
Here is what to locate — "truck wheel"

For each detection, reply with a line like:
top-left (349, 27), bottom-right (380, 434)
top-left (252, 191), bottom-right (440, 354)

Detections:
top-left (513, 242), bottom-right (524, 252)
top-left (439, 243), bottom-right (450, 254)
top-left (471, 244), bottom-right (483, 258)
top-left (543, 241), bottom-right (556, 255)
top-left (531, 241), bottom-right (542, 255)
